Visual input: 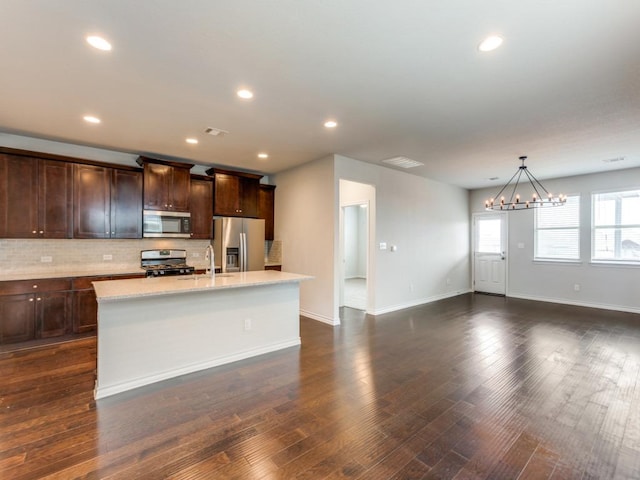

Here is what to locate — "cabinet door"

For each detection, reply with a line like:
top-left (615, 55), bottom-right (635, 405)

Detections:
top-left (0, 154), bottom-right (39, 238)
top-left (73, 289), bottom-right (99, 333)
top-left (73, 164), bottom-right (110, 238)
top-left (170, 167), bottom-right (191, 212)
top-left (37, 291), bottom-right (72, 338)
top-left (213, 173), bottom-right (241, 216)
top-left (240, 177), bottom-right (259, 218)
top-left (0, 293), bottom-right (36, 344)
top-left (111, 169), bottom-right (142, 238)
top-left (143, 163), bottom-right (171, 210)
top-left (39, 160), bottom-right (73, 238)
top-left (190, 177), bottom-right (213, 239)
top-left (258, 185), bottom-right (276, 240)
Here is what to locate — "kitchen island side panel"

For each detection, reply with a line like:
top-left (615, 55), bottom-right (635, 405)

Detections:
top-left (95, 282), bottom-right (300, 399)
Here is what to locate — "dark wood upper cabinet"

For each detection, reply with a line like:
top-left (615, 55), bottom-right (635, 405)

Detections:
top-left (111, 169), bottom-right (143, 238)
top-left (138, 157), bottom-right (193, 212)
top-left (73, 164), bottom-right (142, 239)
top-left (258, 184), bottom-right (276, 240)
top-left (189, 175), bottom-right (213, 239)
top-left (39, 160), bottom-right (74, 238)
top-left (73, 164), bottom-right (110, 238)
top-left (206, 168), bottom-right (262, 218)
top-left (0, 153), bottom-right (72, 238)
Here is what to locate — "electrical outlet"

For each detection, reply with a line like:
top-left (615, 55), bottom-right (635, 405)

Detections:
top-left (40, 256), bottom-right (53, 263)
top-left (103, 254), bottom-right (113, 261)
top-left (244, 318), bottom-right (252, 331)
top-left (574, 284), bottom-right (580, 292)
top-left (379, 242), bottom-right (387, 250)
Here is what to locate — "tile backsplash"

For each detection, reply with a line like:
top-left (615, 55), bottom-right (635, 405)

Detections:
top-left (0, 238), bottom-right (212, 276)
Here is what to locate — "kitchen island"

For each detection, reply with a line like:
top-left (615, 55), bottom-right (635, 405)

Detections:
top-left (93, 270), bottom-right (311, 399)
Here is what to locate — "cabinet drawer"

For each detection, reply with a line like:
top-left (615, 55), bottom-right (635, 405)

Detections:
top-left (72, 276), bottom-right (112, 290)
top-left (0, 278), bottom-right (72, 296)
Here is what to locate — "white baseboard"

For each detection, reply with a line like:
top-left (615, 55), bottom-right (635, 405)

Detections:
top-left (300, 309), bottom-right (341, 326)
top-left (371, 289), bottom-right (472, 316)
top-left (507, 292), bottom-right (640, 315)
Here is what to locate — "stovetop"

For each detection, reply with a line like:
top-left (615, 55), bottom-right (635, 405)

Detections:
top-left (141, 249), bottom-right (195, 277)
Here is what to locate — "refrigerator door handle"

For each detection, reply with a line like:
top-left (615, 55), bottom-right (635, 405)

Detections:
top-left (240, 233), bottom-right (247, 272)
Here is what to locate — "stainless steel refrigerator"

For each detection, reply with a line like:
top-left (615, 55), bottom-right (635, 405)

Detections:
top-left (213, 218), bottom-right (265, 272)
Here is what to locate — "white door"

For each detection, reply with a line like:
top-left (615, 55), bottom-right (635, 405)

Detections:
top-left (473, 213), bottom-right (507, 295)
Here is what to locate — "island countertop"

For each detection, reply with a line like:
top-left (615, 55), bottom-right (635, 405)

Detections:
top-left (93, 270), bottom-right (312, 302)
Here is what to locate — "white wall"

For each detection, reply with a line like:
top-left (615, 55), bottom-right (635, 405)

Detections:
top-left (470, 167), bottom-right (640, 313)
top-left (272, 156), bottom-right (337, 324)
top-left (335, 155), bottom-right (471, 315)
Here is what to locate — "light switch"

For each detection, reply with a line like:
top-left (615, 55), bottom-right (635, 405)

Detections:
top-left (390, 245), bottom-right (397, 252)
top-left (379, 242), bottom-right (387, 250)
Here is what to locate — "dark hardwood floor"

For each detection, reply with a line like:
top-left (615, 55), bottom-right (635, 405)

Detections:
top-left (2, 293), bottom-right (640, 479)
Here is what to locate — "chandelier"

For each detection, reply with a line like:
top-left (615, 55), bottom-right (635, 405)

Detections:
top-left (485, 156), bottom-right (566, 211)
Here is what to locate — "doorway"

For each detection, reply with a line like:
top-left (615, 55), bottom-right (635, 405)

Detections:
top-left (338, 179), bottom-right (375, 316)
top-left (342, 203), bottom-right (368, 310)
top-left (473, 212), bottom-right (507, 295)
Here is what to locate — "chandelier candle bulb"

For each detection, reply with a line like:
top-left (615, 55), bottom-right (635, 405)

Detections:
top-left (484, 156), bottom-right (566, 212)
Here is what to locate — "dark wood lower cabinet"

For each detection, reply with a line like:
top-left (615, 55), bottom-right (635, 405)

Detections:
top-left (72, 276), bottom-right (110, 334)
top-left (0, 282), bottom-right (72, 343)
top-left (37, 290), bottom-right (72, 338)
top-left (1, 273), bottom-right (144, 345)
top-left (0, 293), bottom-right (36, 343)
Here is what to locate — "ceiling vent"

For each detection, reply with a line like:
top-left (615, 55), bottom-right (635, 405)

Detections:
top-left (204, 127), bottom-right (228, 137)
top-left (602, 156), bottom-right (625, 163)
top-left (382, 156), bottom-right (424, 169)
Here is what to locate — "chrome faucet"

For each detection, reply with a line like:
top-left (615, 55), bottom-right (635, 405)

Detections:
top-left (205, 244), bottom-right (215, 278)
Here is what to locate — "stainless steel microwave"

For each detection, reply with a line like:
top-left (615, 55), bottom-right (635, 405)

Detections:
top-left (143, 210), bottom-right (191, 238)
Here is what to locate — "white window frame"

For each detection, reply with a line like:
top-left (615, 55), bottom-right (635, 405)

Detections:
top-left (592, 188), bottom-right (640, 264)
top-left (534, 194), bottom-right (580, 261)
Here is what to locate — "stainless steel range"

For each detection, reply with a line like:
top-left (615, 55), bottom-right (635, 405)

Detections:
top-left (141, 249), bottom-right (195, 277)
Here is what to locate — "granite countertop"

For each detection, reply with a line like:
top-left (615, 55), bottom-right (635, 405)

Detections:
top-left (93, 270), bottom-right (313, 302)
top-left (0, 267), bottom-right (146, 282)
top-left (0, 264), bottom-right (222, 282)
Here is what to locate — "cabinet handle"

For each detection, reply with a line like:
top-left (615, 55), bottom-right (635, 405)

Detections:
top-left (32, 230), bottom-right (37, 234)
top-left (169, 204), bottom-right (173, 208)
top-left (29, 298), bottom-right (34, 302)
top-left (39, 230), bottom-right (44, 234)
top-left (33, 285), bottom-right (38, 289)
top-left (37, 297), bottom-right (41, 301)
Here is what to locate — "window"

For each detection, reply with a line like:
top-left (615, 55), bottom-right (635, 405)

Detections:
top-left (592, 189), bottom-right (640, 263)
top-left (535, 195), bottom-right (580, 260)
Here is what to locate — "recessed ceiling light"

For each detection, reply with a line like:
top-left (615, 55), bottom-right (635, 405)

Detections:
top-left (86, 35), bottom-right (112, 51)
top-left (324, 120), bottom-right (338, 128)
top-left (478, 35), bottom-right (503, 52)
top-left (237, 89), bottom-right (254, 99)
top-left (257, 153), bottom-right (269, 159)
top-left (83, 115), bottom-right (101, 124)
top-left (185, 138), bottom-right (198, 145)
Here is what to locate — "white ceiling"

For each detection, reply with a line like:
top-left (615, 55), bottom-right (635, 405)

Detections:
top-left (1, 0), bottom-right (639, 189)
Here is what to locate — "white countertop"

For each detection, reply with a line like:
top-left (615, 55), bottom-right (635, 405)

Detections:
top-left (0, 264), bottom-right (222, 282)
top-left (93, 270), bottom-right (313, 302)
top-left (0, 267), bottom-right (145, 282)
